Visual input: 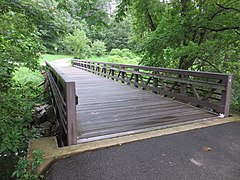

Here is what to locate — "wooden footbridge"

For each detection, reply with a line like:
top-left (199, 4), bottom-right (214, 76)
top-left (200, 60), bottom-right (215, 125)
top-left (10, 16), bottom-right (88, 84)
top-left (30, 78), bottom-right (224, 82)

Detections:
top-left (46, 59), bottom-right (232, 146)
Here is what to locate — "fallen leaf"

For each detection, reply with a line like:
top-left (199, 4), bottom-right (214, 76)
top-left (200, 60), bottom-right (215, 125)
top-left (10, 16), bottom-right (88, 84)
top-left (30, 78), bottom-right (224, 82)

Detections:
top-left (202, 146), bottom-right (212, 152)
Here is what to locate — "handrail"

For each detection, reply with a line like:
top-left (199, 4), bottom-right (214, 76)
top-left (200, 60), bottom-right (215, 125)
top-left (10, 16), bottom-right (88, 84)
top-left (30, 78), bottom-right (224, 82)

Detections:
top-left (73, 59), bottom-right (232, 117)
top-left (46, 61), bottom-right (77, 146)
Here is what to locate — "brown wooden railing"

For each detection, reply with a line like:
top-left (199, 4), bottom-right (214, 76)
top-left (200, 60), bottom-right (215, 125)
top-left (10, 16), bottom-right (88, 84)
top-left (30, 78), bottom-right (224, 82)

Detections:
top-left (73, 59), bottom-right (232, 117)
top-left (46, 61), bottom-right (77, 146)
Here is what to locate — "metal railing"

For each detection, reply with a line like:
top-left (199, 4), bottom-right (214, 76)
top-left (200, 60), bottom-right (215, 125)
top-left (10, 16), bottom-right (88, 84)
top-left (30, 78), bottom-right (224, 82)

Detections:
top-left (73, 59), bottom-right (232, 117)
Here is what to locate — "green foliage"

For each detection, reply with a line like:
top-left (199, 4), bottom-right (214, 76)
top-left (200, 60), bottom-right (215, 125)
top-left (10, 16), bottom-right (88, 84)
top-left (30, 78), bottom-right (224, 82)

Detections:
top-left (117, 0), bottom-right (240, 111)
top-left (109, 48), bottom-right (137, 59)
top-left (0, 67), bottom-right (44, 177)
top-left (87, 17), bottom-right (133, 51)
top-left (104, 18), bottom-right (133, 51)
top-left (0, 91), bottom-right (32, 154)
top-left (63, 0), bottom-right (111, 28)
top-left (0, 10), bottom-right (42, 91)
top-left (12, 149), bottom-right (44, 180)
top-left (90, 48), bottom-right (141, 65)
top-left (0, 68), bottom-right (44, 155)
top-left (103, 55), bottom-right (140, 65)
top-left (39, 54), bottom-right (74, 64)
top-left (63, 29), bottom-right (91, 58)
top-left (91, 40), bottom-right (107, 56)
top-left (117, 0), bottom-right (240, 69)
top-left (121, 48), bottom-right (136, 59)
top-left (109, 48), bottom-right (123, 56)
top-left (13, 67), bottom-right (44, 88)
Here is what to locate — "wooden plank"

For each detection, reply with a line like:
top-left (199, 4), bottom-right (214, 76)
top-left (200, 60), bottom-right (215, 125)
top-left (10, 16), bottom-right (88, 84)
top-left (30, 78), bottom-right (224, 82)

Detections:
top-left (77, 103), bottom-right (186, 121)
top-left (52, 61), bottom-right (219, 144)
top-left (73, 60), bottom-right (232, 116)
top-left (76, 100), bottom-right (178, 112)
top-left (78, 108), bottom-right (209, 130)
top-left (78, 113), bottom-right (215, 138)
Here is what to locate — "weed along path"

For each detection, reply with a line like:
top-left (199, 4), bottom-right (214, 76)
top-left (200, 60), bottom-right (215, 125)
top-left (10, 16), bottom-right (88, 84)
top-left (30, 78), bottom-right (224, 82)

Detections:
top-left (44, 122), bottom-right (240, 180)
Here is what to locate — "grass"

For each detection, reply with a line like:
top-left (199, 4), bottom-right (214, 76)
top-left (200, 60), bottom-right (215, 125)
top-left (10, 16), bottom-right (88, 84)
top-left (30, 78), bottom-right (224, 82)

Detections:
top-left (39, 53), bottom-right (141, 65)
top-left (39, 54), bottom-right (74, 64)
top-left (87, 55), bottom-right (141, 65)
top-left (13, 67), bottom-right (44, 86)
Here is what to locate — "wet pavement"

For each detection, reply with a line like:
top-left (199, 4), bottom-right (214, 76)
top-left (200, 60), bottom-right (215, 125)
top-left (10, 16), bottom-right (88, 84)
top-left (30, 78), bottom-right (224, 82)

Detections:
top-left (45, 122), bottom-right (240, 180)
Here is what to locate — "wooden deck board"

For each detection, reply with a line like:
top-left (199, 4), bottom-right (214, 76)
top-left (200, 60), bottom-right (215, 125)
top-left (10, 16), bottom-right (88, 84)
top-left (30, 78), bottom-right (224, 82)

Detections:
top-left (52, 61), bottom-right (217, 142)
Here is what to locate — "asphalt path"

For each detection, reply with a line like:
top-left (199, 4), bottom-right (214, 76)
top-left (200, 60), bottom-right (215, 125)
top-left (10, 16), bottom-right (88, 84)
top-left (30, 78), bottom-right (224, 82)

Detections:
top-left (45, 122), bottom-right (240, 180)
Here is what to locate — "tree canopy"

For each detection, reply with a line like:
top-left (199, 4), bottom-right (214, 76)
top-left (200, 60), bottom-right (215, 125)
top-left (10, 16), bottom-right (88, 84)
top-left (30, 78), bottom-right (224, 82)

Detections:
top-left (117, 0), bottom-right (240, 70)
top-left (1, 0), bottom-right (239, 106)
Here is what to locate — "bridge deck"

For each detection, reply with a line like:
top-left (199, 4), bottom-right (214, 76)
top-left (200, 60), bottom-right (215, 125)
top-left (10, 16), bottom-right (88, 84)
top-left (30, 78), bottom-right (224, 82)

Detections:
top-left (52, 60), bottom-right (217, 143)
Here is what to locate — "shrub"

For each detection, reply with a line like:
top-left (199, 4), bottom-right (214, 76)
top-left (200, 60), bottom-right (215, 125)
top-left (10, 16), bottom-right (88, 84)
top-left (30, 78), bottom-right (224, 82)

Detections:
top-left (106, 55), bottom-right (122, 63)
top-left (91, 40), bottom-right (107, 57)
top-left (0, 67), bottom-right (44, 178)
top-left (232, 81), bottom-right (240, 112)
top-left (63, 29), bottom-right (91, 59)
top-left (12, 149), bottom-right (44, 180)
top-left (109, 48), bottom-right (123, 56)
top-left (0, 86), bottom-right (43, 155)
top-left (109, 48), bottom-right (137, 59)
top-left (121, 48), bottom-right (135, 59)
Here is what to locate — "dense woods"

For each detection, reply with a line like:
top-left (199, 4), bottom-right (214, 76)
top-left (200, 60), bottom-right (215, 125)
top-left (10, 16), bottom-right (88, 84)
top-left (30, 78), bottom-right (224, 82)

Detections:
top-left (0, 0), bottom-right (239, 179)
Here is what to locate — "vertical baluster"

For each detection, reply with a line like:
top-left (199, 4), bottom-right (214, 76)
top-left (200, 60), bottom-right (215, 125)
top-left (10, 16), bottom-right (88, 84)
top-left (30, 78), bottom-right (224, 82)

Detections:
top-left (134, 68), bottom-right (139, 88)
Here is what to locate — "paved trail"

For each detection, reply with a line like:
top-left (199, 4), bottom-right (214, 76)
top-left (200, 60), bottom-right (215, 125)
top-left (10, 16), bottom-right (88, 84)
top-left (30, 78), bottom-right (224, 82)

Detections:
top-left (45, 122), bottom-right (240, 180)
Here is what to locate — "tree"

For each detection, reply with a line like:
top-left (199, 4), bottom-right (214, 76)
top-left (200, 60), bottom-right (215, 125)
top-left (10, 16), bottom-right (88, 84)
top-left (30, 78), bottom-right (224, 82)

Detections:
top-left (0, 0), bottom-right (42, 91)
top-left (63, 29), bottom-right (91, 58)
top-left (91, 40), bottom-right (107, 56)
top-left (104, 18), bottom-right (133, 50)
top-left (116, 0), bottom-right (240, 70)
top-left (116, 0), bottom-right (240, 110)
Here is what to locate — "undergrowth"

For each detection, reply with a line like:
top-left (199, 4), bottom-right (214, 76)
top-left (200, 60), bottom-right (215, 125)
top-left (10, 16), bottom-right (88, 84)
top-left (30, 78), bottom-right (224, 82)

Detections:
top-left (0, 67), bottom-right (45, 179)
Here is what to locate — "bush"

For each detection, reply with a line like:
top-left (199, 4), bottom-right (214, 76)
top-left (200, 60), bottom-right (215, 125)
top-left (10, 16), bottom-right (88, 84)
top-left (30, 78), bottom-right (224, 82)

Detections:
top-left (0, 67), bottom-right (44, 178)
top-left (232, 81), bottom-right (240, 112)
top-left (63, 29), bottom-right (91, 59)
top-left (121, 48), bottom-right (136, 59)
top-left (91, 40), bottom-right (107, 57)
top-left (109, 48), bottom-right (123, 56)
top-left (13, 67), bottom-right (43, 88)
top-left (0, 11), bottom-right (42, 92)
top-left (109, 48), bottom-right (137, 59)
top-left (106, 55), bottom-right (122, 63)
top-left (12, 149), bottom-right (44, 180)
top-left (0, 77), bottom-right (43, 155)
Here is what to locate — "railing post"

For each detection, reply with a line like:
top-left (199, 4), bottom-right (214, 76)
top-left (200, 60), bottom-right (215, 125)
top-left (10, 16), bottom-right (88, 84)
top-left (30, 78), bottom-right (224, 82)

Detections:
top-left (134, 68), bottom-right (139, 88)
top-left (121, 71), bottom-right (125, 83)
top-left (92, 62), bottom-right (95, 72)
top-left (152, 75), bottom-right (158, 94)
top-left (111, 65), bottom-right (115, 80)
top-left (180, 74), bottom-right (187, 95)
top-left (103, 64), bottom-right (107, 77)
top-left (88, 62), bottom-right (90, 71)
top-left (221, 75), bottom-right (232, 117)
top-left (46, 61), bottom-right (77, 146)
top-left (66, 81), bottom-right (77, 145)
top-left (97, 63), bottom-right (99, 75)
